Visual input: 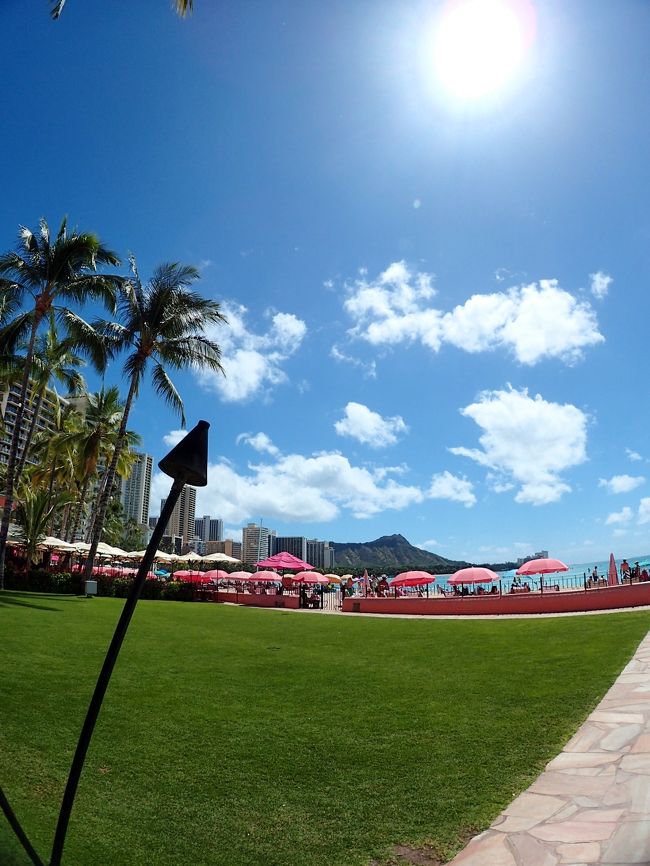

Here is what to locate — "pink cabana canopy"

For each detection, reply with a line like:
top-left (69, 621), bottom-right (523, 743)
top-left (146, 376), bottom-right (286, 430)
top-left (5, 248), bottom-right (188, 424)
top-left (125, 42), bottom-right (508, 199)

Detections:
top-left (516, 558), bottom-right (568, 576)
top-left (391, 571), bottom-right (435, 587)
top-left (448, 567), bottom-right (500, 585)
top-left (255, 551), bottom-right (313, 570)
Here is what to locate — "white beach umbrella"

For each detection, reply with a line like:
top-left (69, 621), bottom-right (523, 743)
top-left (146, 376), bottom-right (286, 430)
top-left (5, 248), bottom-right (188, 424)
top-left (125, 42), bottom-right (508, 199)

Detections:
top-left (202, 551), bottom-right (241, 563)
top-left (39, 536), bottom-right (76, 550)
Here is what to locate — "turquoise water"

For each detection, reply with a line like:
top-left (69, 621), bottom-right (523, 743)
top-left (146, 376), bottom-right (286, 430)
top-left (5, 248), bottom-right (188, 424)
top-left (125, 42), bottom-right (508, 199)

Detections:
top-left (387, 554), bottom-right (650, 591)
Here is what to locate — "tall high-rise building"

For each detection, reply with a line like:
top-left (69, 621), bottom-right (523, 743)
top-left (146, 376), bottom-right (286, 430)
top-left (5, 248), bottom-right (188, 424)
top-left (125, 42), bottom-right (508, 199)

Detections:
top-left (306, 539), bottom-right (335, 570)
top-left (241, 523), bottom-right (274, 565)
top-left (160, 485), bottom-right (197, 544)
top-left (0, 381), bottom-right (66, 468)
top-left (273, 536), bottom-right (307, 561)
top-left (194, 515), bottom-right (223, 542)
top-left (120, 453), bottom-right (153, 527)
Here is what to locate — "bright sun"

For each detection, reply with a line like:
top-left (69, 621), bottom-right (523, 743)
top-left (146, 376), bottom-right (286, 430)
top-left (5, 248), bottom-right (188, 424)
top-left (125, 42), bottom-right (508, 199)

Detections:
top-left (433, 0), bottom-right (536, 101)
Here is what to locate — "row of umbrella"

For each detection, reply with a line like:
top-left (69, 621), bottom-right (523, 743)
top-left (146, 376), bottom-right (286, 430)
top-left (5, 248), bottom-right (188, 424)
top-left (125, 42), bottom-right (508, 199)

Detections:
top-left (173, 570), bottom-right (339, 584)
top-left (10, 535), bottom-right (241, 564)
top-left (391, 558), bottom-right (570, 587)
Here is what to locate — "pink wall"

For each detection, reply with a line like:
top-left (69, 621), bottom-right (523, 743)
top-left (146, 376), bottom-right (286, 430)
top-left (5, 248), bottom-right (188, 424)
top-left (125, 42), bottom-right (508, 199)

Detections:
top-left (342, 583), bottom-right (650, 616)
top-left (214, 591), bottom-right (299, 609)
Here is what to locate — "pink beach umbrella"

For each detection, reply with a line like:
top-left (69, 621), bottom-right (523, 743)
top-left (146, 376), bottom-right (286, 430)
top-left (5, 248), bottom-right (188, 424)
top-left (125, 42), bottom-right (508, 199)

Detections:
top-left (202, 569), bottom-right (229, 581)
top-left (250, 570), bottom-right (283, 582)
top-left (448, 567), bottom-right (500, 585)
top-left (608, 553), bottom-right (618, 586)
top-left (516, 558), bottom-right (568, 576)
top-left (229, 571), bottom-right (254, 581)
top-left (392, 571), bottom-right (435, 586)
top-left (292, 571), bottom-right (330, 584)
top-left (173, 570), bottom-right (209, 583)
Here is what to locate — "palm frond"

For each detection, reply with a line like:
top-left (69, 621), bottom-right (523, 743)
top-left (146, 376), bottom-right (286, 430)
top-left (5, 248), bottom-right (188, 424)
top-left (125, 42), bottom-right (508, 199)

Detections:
top-left (151, 363), bottom-right (185, 426)
top-left (58, 310), bottom-right (111, 373)
top-left (156, 335), bottom-right (224, 373)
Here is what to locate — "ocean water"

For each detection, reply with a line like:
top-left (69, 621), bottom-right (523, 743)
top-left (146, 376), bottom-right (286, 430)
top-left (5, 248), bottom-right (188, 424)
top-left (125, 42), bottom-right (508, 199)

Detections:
top-left (387, 553), bottom-right (650, 591)
top-left (496, 553), bottom-right (650, 590)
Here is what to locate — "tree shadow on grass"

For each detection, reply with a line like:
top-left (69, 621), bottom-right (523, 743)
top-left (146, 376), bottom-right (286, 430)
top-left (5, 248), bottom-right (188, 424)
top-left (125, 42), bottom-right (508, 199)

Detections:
top-left (0, 593), bottom-right (64, 612)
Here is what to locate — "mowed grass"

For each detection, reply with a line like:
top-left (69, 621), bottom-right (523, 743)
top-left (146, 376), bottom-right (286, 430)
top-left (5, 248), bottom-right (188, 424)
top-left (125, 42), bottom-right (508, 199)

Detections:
top-left (1, 595), bottom-right (648, 866)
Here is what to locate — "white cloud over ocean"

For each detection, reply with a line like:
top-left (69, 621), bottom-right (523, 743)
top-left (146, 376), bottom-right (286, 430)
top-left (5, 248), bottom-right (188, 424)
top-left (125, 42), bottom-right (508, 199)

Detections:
top-left (343, 261), bottom-right (604, 365)
top-left (449, 387), bottom-right (588, 505)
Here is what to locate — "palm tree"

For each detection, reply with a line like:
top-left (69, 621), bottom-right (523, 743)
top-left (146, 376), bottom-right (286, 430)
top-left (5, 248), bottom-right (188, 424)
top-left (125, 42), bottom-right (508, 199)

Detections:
top-left (0, 216), bottom-right (122, 588)
top-left (51, 1), bottom-right (193, 19)
top-left (1, 313), bottom-right (87, 482)
top-left (60, 386), bottom-right (126, 544)
top-left (76, 259), bottom-right (226, 579)
top-left (13, 483), bottom-right (74, 565)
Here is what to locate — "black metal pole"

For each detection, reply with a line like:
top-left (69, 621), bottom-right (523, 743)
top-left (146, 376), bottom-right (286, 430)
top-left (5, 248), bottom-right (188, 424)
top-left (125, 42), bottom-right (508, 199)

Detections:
top-left (0, 786), bottom-right (45, 866)
top-left (49, 478), bottom-right (185, 866)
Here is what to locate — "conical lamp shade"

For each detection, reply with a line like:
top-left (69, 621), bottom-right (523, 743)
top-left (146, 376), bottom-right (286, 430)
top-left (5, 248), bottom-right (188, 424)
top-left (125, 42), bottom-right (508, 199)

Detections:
top-left (158, 420), bottom-right (209, 486)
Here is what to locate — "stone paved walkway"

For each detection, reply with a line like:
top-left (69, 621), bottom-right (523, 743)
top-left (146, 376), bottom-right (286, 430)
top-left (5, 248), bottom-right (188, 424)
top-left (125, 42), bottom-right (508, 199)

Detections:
top-left (448, 630), bottom-right (650, 866)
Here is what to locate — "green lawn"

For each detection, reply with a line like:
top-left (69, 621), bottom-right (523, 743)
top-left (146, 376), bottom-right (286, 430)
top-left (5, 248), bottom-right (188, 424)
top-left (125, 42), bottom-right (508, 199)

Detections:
top-left (1, 593), bottom-right (648, 866)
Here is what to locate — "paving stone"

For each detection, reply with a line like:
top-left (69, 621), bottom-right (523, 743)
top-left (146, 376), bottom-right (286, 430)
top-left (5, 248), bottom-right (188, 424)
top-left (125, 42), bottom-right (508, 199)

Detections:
top-left (630, 733), bottom-right (650, 753)
top-left (564, 725), bottom-right (610, 753)
top-left (547, 753), bottom-right (620, 771)
top-left (601, 819), bottom-right (650, 863)
top-left (630, 775), bottom-right (650, 813)
top-left (572, 809), bottom-right (625, 823)
top-left (589, 711), bottom-right (645, 724)
top-left (620, 753), bottom-right (650, 773)
top-left (599, 724), bottom-right (643, 751)
top-left (556, 842), bottom-right (601, 863)
top-left (504, 792), bottom-right (566, 821)
top-left (529, 821), bottom-right (616, 843)
top-left (507, 833), bottom-right (558, 866)
top-left (449, 831), bottom-right (518, 865)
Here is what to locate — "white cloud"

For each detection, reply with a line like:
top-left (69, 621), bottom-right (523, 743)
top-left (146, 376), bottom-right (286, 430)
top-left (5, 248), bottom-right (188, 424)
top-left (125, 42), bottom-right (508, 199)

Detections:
top-left (598, 474), bottom-right (645, 494)
top-left (151, 436), bottom-right (425, 524)
top-left (236, 432), bottom-right (281, 458)
top-left (613, 528), bottom-right (629, 537)
top-left (449, 387), bottom-right (588, 505)
top-left (334, 402), bottom-right (408, 448)
top-left (223, 527), bottom-right (242, 542)
top-left (162, 429), bottom-right (186, 447)
top-left (330, 345), bottom-right (377, 379)
top-left (413, 198), bottom-right (421, 209)
top-left (197, 303), bottom-right (307, 402)
top-left (637, 498), bottom-right (650, 525)
top-left (428, 471), bottom-right (476, 507)
top-left (590, 271), bottom-right (612, 299)
top-left (343, 263), bottom-right (604, 365)
top-left (419, 538), bottom-right (440, 549)
top-left (605, 506), bottom-right (633, 525)
top-left (626, 448), bottom-right (643, 462)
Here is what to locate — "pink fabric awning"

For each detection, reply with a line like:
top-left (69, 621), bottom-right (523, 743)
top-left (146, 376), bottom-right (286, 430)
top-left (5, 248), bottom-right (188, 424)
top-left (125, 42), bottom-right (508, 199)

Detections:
top-left (448, 567), bottom-right (500, 585)
top-left (515, 558), bottom-right (568, 576)
top-left (255, 551), bottom-right (313, 570)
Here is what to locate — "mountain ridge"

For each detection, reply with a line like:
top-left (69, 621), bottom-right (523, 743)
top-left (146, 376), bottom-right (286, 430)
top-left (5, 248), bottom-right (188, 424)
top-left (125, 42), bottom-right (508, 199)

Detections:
top-left (330, 533), bottom-right (472, 572)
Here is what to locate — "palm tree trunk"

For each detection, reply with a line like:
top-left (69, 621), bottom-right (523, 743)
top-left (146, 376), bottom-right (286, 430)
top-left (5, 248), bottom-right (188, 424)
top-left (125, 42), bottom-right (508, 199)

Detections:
top-left (15, 390), bottom-right (44, 481)
top-left (0, 310), bottom-right (43, 589)
top-left (68, 478), bottom-right (90, 543)
top-left (84, 376), bottom-right (138, 579)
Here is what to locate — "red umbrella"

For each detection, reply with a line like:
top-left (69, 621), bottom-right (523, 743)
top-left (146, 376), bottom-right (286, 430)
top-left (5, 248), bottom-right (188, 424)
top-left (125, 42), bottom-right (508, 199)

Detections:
top-left (516, 558), bottom-right (568, 576)
top-left (255, 551), bottom-right (313, 570)
top-left (292, 571), bottom-right (330, 584)
top-left (392, 571), bottom-right (435, 586)
top-left (608, 553), bottom-right (618, 586)
top-left (448, 567), bottom-right (499, 585)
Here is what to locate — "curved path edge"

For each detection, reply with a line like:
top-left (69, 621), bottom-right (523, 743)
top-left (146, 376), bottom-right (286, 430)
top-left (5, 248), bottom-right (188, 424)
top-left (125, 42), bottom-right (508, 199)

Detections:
top-left (447, 629), bottom-right (650, 865)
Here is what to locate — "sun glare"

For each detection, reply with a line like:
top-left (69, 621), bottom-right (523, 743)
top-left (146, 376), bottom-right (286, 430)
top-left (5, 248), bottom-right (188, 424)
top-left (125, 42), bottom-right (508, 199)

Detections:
top-left (433, 0), bottom-right (536, 101)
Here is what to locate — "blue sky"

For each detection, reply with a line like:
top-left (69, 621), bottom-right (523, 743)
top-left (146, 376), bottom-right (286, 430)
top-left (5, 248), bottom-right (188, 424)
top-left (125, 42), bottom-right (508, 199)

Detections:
top-left (2, 0), bottom-right (650, 564)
